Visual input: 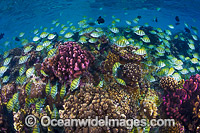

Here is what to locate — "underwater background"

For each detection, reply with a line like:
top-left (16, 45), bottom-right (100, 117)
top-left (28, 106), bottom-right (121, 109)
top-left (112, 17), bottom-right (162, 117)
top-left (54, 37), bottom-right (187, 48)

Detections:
top-left (0, 0), bottom-right (200, 132)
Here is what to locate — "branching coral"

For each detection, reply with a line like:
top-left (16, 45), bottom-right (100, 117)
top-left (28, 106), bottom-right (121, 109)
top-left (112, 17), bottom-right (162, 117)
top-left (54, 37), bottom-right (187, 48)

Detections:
top-left (161, 74), bottom-right (200, 132)
top-left (41, 41), bottom-right (95, 83)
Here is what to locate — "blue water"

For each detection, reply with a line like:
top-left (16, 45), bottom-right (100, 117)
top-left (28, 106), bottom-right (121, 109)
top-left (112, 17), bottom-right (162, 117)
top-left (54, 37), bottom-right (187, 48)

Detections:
top-left (0, 0), bottom-right (200, 52)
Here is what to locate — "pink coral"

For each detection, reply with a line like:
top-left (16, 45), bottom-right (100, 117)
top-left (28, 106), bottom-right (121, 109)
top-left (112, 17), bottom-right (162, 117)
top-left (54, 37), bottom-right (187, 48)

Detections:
top-left (41, 41), bottom-right (95, 83)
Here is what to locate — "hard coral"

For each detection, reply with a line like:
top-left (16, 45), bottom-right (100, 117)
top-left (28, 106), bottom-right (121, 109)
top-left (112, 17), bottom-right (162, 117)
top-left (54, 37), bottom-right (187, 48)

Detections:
top-left (111, 45), bottom-right (145, 62)
top-left (122, 62), bottom-right (142, 86)
top-left (1, 83), bottom-right (16, 104)
top-left (101, 51), bottom-right (120, 82)
top-left (139, 89), bottom-right (159, 119)
top-left (41, 41), bottom-right (95, 83)
top-left (161, 74), bottom-right (200, 132)
top-left (59, 84), bottom-right (129, 132)
top-left (160, 76), bottom-right (184, 92)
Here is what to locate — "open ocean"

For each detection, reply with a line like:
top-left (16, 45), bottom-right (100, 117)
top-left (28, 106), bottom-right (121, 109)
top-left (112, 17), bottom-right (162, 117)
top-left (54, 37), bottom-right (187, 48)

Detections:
top-left (0, 0), bottom-right (200, 132)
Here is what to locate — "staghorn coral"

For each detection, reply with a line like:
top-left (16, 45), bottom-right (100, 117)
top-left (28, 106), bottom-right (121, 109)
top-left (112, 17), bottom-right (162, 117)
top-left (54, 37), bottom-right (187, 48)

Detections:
top-left (41, 41), bottom-right (95, 83)
top-left (59, 84), bottom-right (130, 132)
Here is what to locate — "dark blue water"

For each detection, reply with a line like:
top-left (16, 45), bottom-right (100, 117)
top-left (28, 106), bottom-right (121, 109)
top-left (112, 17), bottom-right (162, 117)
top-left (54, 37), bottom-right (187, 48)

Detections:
top-left (0, 0), bottom-right (200, 52)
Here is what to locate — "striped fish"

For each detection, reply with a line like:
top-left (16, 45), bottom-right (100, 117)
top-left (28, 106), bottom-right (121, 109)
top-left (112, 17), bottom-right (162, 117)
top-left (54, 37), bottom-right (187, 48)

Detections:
top-left (40, 70), bottom-right (48, 77)
top-left (135, 48), bottom-right (147, 55)
top-left (26, 67), bottom-right (35, 78)
top-left (51, 82), bottom-right (58, 100)
top-left (40, 32), bottom-right (49, 38)
top-left (0, 66), bottom-right (8, 74)
top-left (43, 40), bottom-right (51, 47)
top-left (2, 76), bottom-right (9, 83)
top-left (47, 48), bottom-right (57, 58)
top-left (141, 35), bottom-right (150, 43)
top-left (60, 83), bottom-right (66, 99)
top-left (48, 33), bottom-right (56, 40)
top-left (24, 46), bottom-right (33, 53)
top-left (19, 65), bottom-right (26, 76)
top-left (97, 80), bottom-right (104, 88)
top-left (12, 92), bottom-right (19, 104)
top-left (112, 62), bottom-right (121, 76)
top-left (13, 101), bottom-right (20, 112)
top-left (64, 32), bottom-right (74, 38)
top-left (3, 51), bottom-right (9, 59)
top-left (45, 80), bottom-right (51, 95)
top-left (7, 99), bottom-right (14, 112)
top-left (25, 82), bottom-right (32, 95)
top-left (51, 105), bottom-right (59, 119)
top-left (36, 45), bottom-right (44, 51)
top-left (115, 78), bottom-right (126, 86)
top-left (134, 30), bottom-right (145, 36)
top-left (110, 27), bottom-right (119, 33)
top-left (19, 75), bottom-right (26, 85)
top-left (19, 55), bottom-right (30, 64)
top-left (33, 36), bottom-right (40, 42)
top-left (70, 76), bottom-right (81, 91)
top-left (3, 57), bottom-right (12, 66)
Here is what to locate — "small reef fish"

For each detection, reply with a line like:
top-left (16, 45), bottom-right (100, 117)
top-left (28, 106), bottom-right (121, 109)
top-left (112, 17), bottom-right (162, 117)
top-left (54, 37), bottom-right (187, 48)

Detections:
top-left (97, 16), bottom-right (105, 24)
top-left (0, 33), bottom-right (4, 40)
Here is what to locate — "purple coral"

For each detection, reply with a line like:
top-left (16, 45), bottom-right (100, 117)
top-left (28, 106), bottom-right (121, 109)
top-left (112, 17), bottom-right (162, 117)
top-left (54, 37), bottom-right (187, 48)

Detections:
top-left (162, 74), bottom-right (200, 132)
top-left (41, 41), bottom-right (95, 83)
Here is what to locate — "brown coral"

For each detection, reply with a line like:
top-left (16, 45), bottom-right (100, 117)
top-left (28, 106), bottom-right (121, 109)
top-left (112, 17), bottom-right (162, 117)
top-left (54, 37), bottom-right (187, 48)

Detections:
top-left (111, 45), bottom-right (145, 62)
top-left (160, 77), bottom-right (184, 92)
top-left (122, 62), bottom-right (142, 86)
top-left (59, 84), bottom-right (131, 132)
top-left (139, 89), bottom-right (160, 119)
top-left (1, 83), bottom-right (17, 104)
top-left (102, 51), bottom-right (120, 82)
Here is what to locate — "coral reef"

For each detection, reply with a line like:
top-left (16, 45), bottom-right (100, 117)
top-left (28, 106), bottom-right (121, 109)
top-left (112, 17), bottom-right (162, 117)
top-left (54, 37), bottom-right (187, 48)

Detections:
top-left (160, 76), bottom-right (184, 92)
top-left (159, 121), bottom-right (185, 133)
top-left (102, 51), bottom-right (120, 82)
top-left (161, 74), bottom-right (200, 132)
top-left (139, 89), bottom-right (159, 119)
top-left (41, 41), bottom-right (95, 83)
top-left (59, 84), bottom-right (134, 132)
top-left (122, 62), bottom-right (142, 86)
top-left (111, 45), bottom-right (145, 62)
top-left (1, 83), bottom-right (16, 104)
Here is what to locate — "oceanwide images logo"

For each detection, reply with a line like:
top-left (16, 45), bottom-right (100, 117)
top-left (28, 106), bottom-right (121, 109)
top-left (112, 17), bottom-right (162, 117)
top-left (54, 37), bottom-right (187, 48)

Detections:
top-left (25, 115), bottom-right (175, 130)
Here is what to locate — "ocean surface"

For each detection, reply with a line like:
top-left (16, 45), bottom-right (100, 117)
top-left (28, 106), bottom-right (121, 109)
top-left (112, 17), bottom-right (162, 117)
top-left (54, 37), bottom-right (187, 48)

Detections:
top-left (0, 0), bottom-right (200, 133)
